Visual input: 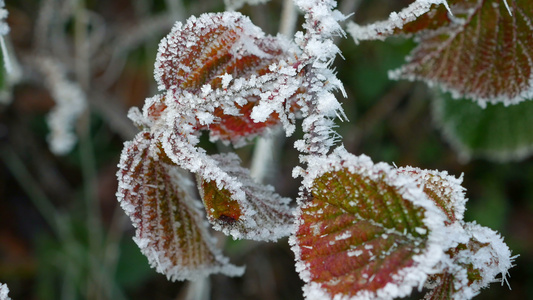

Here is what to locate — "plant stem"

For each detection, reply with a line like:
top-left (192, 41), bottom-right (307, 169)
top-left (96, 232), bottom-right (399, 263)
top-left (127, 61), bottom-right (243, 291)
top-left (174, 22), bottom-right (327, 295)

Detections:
top-left (250, 0), bottom-right (297, 183)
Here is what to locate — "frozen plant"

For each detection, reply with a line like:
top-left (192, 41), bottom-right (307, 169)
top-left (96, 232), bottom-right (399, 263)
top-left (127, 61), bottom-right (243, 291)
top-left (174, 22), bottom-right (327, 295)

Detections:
top-left (116, 0), bottom-right (524, 299)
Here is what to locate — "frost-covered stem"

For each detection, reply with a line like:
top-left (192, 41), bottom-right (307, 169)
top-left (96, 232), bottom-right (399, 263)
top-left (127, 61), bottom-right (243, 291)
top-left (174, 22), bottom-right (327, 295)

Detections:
top-left (294, 0), bottom-right (345, 158)
top-left (250, 0), bottom-right (298, 183)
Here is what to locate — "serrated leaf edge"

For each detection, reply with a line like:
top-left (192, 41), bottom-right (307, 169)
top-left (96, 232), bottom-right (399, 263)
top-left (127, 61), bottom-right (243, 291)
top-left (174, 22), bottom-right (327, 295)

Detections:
top-left (291, 147), bottom-right (470, 300)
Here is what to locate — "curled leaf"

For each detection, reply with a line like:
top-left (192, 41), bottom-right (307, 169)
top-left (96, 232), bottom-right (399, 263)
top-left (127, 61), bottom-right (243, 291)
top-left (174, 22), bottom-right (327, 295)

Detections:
top-left (116, 132), bottom-right (244, 280)
top-left (153, 12), bottom-right (303, 145)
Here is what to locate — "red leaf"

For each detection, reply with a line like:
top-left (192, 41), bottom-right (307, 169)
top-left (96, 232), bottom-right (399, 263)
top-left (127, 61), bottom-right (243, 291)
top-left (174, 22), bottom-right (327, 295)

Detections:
top-left (153, 12), bottom-right (303, 145)
top-left (350, 0), bottom-right (533, 106)
top-left (116, 132), bottom-right (244, 280)
top-left (291, 148), bottom-right (513, 300)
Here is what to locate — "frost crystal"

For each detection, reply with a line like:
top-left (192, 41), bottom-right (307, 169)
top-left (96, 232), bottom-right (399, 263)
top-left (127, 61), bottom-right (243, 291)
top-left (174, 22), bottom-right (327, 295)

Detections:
top-left (37, 57), bottom-right (87, 155)
top-left (0, 283), bottom-right (10, 300)
top-left (117, 11), bottom-right (306, 279)
top-left (350, 0), bottom-right (533, 106)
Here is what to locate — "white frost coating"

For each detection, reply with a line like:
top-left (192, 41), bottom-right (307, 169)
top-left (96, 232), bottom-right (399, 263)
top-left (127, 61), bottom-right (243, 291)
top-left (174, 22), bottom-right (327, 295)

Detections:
top-left (196, 152), bottom-right (294, 241)
top-left (398, 165), bottom-right (467, 222)
top-left (36, 57), bottom-right (87, 155)
top-left (0, 0), bottom-right (11, 73)
top-left (347, 0), bottom-right (449, 44)
top-left (291, 0), bottom-right (348, 157)
top-left (383, 1), bottom-right (533, 107)
top-left (292, 146), bottom-right (513, 300)
top-left (116, 132), bottom-right (244, 281)
top-left (154, 12), bottom-right (303, 146)
top-left (457, 222), bottom-right (515, 295)
top-left (0, 283), bottom-right (10, 300)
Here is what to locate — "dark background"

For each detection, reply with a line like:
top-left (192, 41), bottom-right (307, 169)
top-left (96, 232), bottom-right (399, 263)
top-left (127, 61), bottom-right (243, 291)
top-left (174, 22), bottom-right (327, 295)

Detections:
top-left (0, 0), bottom-right (531, 299)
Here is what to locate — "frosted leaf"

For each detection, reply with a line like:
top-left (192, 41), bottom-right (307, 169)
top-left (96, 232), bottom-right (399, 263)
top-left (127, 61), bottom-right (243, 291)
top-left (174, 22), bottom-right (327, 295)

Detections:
top-left (153, 12), bottom-right (303, 146)
top-left (397, 166), bottom-right (466, 224)
top-left (160, 131), bottom-right (293, 241)
top-left (291, 147), bottom-right (513, 300)
top-left (0, 283), bottom-right (10, 300)
top-left (36, 57), bottom-right (87, 155)
top-left (423, 222), bottom-right (515, 299)
top-left (433, 92), bottom-right (533, 162)
top-left (350, 0), bottom-right (533, 106)
top-left (347, 0), bottom-right (450, 43)
top-left (197, 153), bottom-right (294, 241)
top-left (116, 131), bottom-right (244, 280)
top-left (155, 12), bottom-right (288, 93)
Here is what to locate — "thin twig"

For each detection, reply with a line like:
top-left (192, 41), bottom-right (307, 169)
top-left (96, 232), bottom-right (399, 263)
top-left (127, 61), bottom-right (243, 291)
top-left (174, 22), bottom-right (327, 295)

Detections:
top-left (250, 0), bottom-right (297, 183)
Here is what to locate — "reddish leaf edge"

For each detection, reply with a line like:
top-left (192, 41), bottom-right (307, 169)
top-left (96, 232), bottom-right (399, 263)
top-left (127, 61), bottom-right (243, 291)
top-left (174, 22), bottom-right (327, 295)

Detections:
top-left (290, 147), bottom-right (514, 300)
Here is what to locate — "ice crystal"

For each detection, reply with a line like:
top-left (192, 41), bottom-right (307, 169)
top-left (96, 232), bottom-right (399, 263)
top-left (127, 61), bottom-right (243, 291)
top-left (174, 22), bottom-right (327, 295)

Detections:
top-left (292, 0), bottom-right (347, 157)
top-left (118, 12), bottom-right (303, 274)
top-left (349, 0), bottom-right (533, 106)
top-left (154, 12), bottom-right (303, 146)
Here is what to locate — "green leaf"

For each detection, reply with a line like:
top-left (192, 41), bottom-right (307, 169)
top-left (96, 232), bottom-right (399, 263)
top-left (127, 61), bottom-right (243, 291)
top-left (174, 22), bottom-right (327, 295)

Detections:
top-left (116, 132), bottom-right (244, 281)
top-left (433, 92), bottom-right (533, 162)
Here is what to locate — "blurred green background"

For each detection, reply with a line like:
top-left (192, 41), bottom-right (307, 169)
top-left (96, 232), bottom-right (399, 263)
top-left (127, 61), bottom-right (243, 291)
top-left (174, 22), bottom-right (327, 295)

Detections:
top-left (0, 0), bottom-right (531, 299)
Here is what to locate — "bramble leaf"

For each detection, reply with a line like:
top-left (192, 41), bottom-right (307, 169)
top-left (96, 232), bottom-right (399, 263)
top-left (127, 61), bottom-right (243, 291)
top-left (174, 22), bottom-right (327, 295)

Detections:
top-left (153, 12), bottom-right (302, 146)
top-left (349, 0), bottom-right (533, 106)
top-left (116, 132), bottom-right (244, 281)
top-left (290, 147), bottom-right (513, 300)
top-left (157, 130), bottom-right (294, 241)
top-left (196, 153), bottom-right (294, 241)
top-left (433, 92), bottom-right (533, 162)
top-left (424, 222), bottom-right (514, 299)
